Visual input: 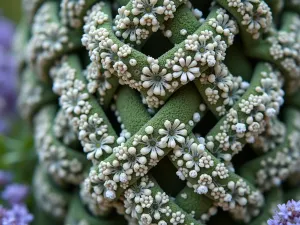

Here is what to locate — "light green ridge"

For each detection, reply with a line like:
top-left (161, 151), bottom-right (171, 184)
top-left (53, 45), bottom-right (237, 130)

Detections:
top-left (101, 76), bottom-right (119, 109)
top-left (115, 85), bottom-right (212, 221)
top-left (51, 55), bottom-right (208, 222)
top-left (174, 187), bottom-right (214, 220)
top-left (163, 4), bottom-right (201, 44)
top-left (171, 130), bottom-right (263, 204)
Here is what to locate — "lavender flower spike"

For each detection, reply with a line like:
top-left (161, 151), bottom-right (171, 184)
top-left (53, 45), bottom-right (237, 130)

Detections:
top-left (1, 184), bottom-right (29, 205)
top-left (1, 204), bottom-right (33, 225)
top-left (268, 200), bottom-right (300, 225)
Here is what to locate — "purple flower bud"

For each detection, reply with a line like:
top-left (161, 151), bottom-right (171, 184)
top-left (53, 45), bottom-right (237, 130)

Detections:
top-left (0, 170), bottom-right (13, 186)
top-left (1, 184), bottom-right (29, 205)
top-left (268, 200), bottom-right (300, 225)
top-left (1, 204), bottom-right (33, 225)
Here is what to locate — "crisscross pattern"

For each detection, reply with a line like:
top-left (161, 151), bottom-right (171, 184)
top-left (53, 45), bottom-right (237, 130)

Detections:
top-left (16, 0), bottom-right (300, 225)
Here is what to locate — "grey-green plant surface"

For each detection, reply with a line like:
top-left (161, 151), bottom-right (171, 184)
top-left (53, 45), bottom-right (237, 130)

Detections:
top-left (15, 0), bottom-right (300, 224)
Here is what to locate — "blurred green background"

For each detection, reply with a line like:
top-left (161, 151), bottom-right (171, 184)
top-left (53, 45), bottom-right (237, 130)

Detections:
top-left (0, 0), bottom-right (22, 22)
top-left (0, 0), bottom-right (36, 187)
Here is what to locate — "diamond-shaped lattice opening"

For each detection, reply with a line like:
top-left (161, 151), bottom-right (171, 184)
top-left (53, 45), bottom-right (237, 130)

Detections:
top-left (141, 31), bottom-right (174, 58)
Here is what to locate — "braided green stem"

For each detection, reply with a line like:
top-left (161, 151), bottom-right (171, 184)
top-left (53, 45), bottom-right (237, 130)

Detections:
top-left (218, 2), bottom-right (300, 94)
top-left (33, 105), bottom-right (89, 187)
top-left (113, 77), bottom-right (266, 223)
top-left (28, 1), bottom-right (82, 81)
top-left (50, 55), bottom-right (119, 162)
top-left (239, 107), bottom-right (300, 192)
top-left (82, 2), bottom-right (238, 109)
top-left (115, 85), bottom-right (214, 222)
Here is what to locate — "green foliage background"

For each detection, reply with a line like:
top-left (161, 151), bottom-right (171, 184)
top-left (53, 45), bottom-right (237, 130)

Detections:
top-left (0, 0), bottom-right (22, 22)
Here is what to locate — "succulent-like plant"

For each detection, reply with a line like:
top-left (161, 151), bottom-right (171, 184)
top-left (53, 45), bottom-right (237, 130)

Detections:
top-left (16, 0), bottom-right (300, 224)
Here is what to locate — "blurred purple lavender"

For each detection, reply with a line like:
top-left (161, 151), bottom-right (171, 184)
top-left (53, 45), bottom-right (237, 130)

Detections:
top-left (0, 170), bottom-right (13, 186)
top-left (268, 200), bottom-right (300, 225)
top-left (1, 184), bottom-right (29, 205)
top-left (0, 14), bottom-right (17, 134)
top-left (1, 204), bottom-right (33, 225)
top-left (0, 170), bottom-right (33, 225)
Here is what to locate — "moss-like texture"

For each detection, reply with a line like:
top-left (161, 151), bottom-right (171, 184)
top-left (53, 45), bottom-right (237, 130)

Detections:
top-left (17, 0), bottom-right (300, 224)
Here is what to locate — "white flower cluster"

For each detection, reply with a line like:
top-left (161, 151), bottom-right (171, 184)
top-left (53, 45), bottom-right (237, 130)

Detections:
top-left (267, 15), bottom-right (300, 94)
top-left (82, 3), bottom-right (239, 109)
top-left (50, 58), bottom-right (116, 162)
top-left (60, 0), bottom-right (87, 28)
top-left (85, 119), bottom-right (187, 203)
top-left (114, 0), bottom-right (177, 44)
top-left (53, 110), bottom-right (78, 145)
top-left (82, 3), bottom-right (142, 94)
top-left (256, 129), bottom-right (300, 191)
top-left (205, 65), bottom-right (284, 158)
top-left (208, 8), bottom-right (238, 45)
top-left (226, 0), bottom-right (272, 39)
top-left (80, 175), bottom-right (122, 216)
top-left (199, 63), bottom-right (248, 116)
top-left (123, 176), bottom-right (190, 225)
top-left (34, 107), bottom-right (85, 185)
top-left (171, 136), bottom-right (263, 215)
top-left (252, 118), bottom-right (286, 153)
top-left (183, 31), bottom-right (227, 68)
top-left (28, 3), bottom-right (70, 78)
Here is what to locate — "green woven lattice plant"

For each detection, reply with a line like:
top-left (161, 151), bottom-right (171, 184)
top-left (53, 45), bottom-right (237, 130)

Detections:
top-left (15, 0), bottom-right (300, 224)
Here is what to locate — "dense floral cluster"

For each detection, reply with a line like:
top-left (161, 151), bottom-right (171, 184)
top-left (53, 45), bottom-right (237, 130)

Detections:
top-left (15, 0), bottom-right (300, 225)
top-left (268, 200), bottom-right (300, 225)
